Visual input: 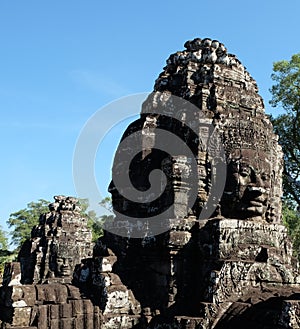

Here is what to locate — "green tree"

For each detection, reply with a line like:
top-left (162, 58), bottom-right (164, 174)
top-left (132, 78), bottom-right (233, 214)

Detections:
top-left (282, 203), bottom-right (300, 259)
top-left (0, 225), bottom-right (8, 250)
top-left (270, 53), bottom-right (300, 257)
top-left (99, 196), bottom-right (113, 212)
top-left (0, 226), bottom-right (16, 276)
top-left (270, 53), bottom-right (300, 206)
top-left (79, 197), bottom-right (114, 242)
top-left (7, 199), bottom-right (50, 249)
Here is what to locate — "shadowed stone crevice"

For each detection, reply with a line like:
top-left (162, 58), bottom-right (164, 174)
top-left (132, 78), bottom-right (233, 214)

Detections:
top-left (255, 247), bottom-right (269, 263)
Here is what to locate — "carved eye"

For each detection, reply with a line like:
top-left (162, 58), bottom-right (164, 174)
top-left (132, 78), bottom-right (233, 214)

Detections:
top-left (261, 174), bottom-right (270, 181)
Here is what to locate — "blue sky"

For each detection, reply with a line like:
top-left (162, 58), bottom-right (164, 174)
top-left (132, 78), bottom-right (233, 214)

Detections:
top-left (1, 0), bottom-right (299, 241)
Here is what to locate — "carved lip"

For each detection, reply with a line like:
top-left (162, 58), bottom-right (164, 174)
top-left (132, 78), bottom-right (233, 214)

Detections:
top-left (244, 189), bottom-right (268, 206)
top-left (248, 200), bottom-right (265, 207)
top-left (59, 266), bottom-right (71, 275)
top-left (247, 186), bottom-right (267, 194)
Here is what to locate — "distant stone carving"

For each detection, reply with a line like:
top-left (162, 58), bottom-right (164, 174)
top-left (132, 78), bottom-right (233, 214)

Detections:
top-left (0, 196), bottom-right (140, 329)
top-left (18, 196), bottom-right (93, 284)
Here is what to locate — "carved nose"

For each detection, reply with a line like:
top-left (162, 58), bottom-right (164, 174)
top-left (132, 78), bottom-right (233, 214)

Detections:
top-left (251, 173), bottom-right (264, 187)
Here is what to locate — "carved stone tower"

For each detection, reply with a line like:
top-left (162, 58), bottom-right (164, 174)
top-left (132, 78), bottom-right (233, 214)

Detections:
top-left (1, 38), bottom-right (300, 329)
top-left (106, 38), bottom-right (300, 328)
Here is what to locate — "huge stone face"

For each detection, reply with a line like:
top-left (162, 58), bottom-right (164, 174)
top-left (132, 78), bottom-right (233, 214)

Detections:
top-left (109, 37), bottom-right (283, 228)
top-left (105, 37), bottom-right (300, 328)
top-left (0, 38), bottom-right (299, 329)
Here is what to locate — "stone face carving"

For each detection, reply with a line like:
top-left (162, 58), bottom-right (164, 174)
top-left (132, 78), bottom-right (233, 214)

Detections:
top-left (222, 148), bottom-right (272, 220)
top-left (0, 196), bottom-right (140, 329)
top-left (105, 37), bottom-right (300, 328)
top-left (18, 196), bottom-right (94, 284)
top-left (1, 38), bottom-right (299, 328)
top-left (110, 37), bottom-right (283, 225)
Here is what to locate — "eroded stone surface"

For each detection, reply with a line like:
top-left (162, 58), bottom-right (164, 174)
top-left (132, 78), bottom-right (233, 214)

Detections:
top-left (110, 37), bottom-right (283, 225)
top-left (106, 37), bottom-right (300, 328)
top-left (18, 196), bottom-right (93, 284)
top-left (0, 197), bottom-right (140, 329)
top-left (1, 38), bottom-right (300, 328)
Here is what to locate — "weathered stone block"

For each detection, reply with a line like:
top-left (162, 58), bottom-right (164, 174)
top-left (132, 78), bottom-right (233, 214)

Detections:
top-left (66, 284), bottom-right (81, 300)
top-left (83, 299), bottom-right (94, 314)
top-left (84, 313), bottom-right (93, 329)
top-left (71, 300), bottom-right (84, 315)
top-left (50, 318), bottom-right (59, 329)
top-left (101, 256), bottom-right (117, 272)
top-left (11, 307), bottom-right (31, 327)
top-left (37, 305), bottom-right (48, 329)
top-left (74, 315), bottom-right (84, 329)
top-left (105, 286), bottom-right (128, 310)
top-left (11, 286), bottom-right (23, 301)
top-left (93, 306), bottom-right (102, 329)
top-left (59, 303), bottom-right (72, 318)
top-left (103, 315), bottom-right (135, 329)
top-left (54, 284), bottom-right (68, 304)
top-left (12, 300), bottom-right (28, 307)
top-left (169, 231), bottom-right (191, 246)
top-left (21, 286), bottom-right (36, 306)
top-left (50, 304), bottom-right (59, 319)
top-left (60, 318), bottom-right (75, 329)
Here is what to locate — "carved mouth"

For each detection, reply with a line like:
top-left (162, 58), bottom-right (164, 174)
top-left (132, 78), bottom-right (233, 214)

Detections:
top-left (239, 198), bottom-right (266, 216)
top-left (247, 186), bottom-right (267, 194)
top-left (60, 266), bottom-right (71, 276)
top-left (249, 200), bottom-right (265, 207)
top-left (243, 190), bottom-right (268, 208)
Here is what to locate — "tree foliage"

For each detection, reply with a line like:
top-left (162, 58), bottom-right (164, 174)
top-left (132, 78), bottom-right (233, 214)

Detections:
top-left (0, 226), bottom-right (16, 275)
top-left (6, 198), bottom-right (114, 252)
top-left (270, 53), bottom-right (300, 206)
top-left (270, 53), bottom-right (300, 258)
top-left (0, 225), bottom-right (8, 250)
top-left (80, 197), bottom-right (114, 242)
top-left (7, 199), bottom-right (50, 249)
top-left (282, 203), bottom-right (300, 258)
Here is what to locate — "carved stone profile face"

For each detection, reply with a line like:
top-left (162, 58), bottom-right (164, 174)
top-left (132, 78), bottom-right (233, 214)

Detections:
top-left (222, 149), bottom-right (271, 219)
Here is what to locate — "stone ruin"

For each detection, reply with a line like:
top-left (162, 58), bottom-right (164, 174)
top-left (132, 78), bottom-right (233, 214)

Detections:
top-left (1, 38), bottom-right (300, 328)
top-left (0, 196), bottom-right (140, 329)
top-left (18, 195), bottom-right (93, 284)
top-left (106, 37), bottom-right (300, 328)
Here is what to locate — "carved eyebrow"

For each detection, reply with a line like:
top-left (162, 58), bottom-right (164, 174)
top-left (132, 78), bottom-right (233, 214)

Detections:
top-left (239, 166), bottom-right (251, 173)
top-left (239, 163), bottom-right (251, 167)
